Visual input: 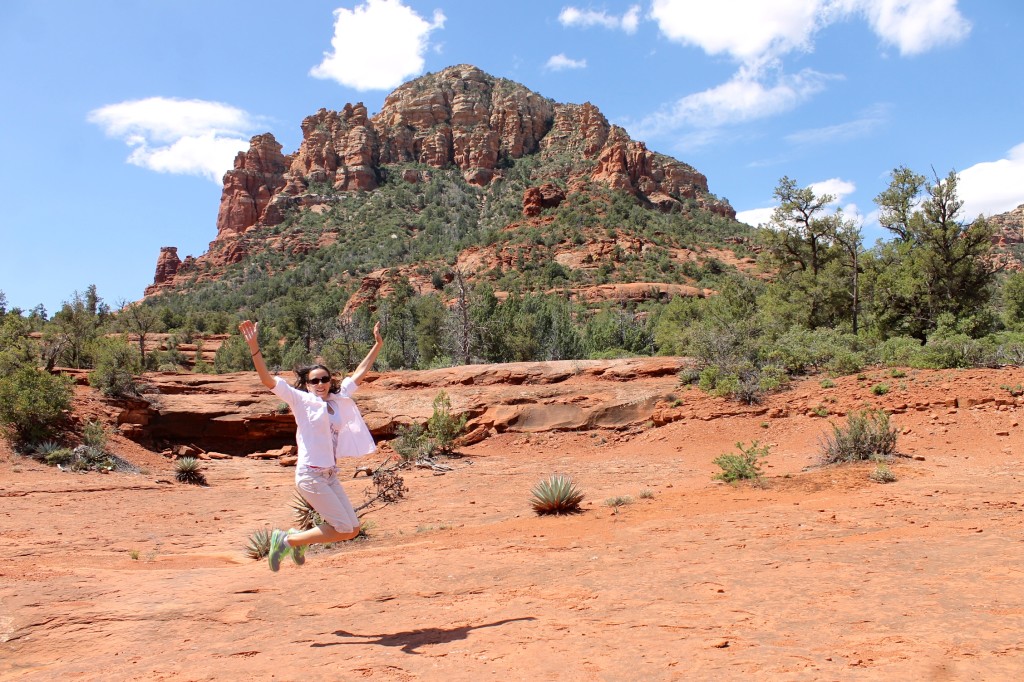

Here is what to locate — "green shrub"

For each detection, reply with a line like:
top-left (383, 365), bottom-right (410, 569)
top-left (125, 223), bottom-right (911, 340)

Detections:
top-left (213, 335), bottom-right (253, 373)
top-left (530, 475), bottom-right (585, 515)
top-left (820, 378), bottom-right (836, 388)
top-left (871, 383), bottom-right (890, 396)
top-left (69, 445), bottom-right (118, 472)
top-left (869, 462), bottom-right (897, 483)
top-left (910, 335), bottom-right (986, 369)
top-left (0, 366), bottom-right (74, 445)
top-left (825, 349), bottom-right (865, 377)
top-left (874, 336), bottom-right (923, 367)
top-left (392, 422), bottom-right (430, 462)
top-left (83, 419), bottom-right (109, 450)
top-left (426, 390), bottom-right (467, 455)
top-left (34, 441), bottom-right (74, 465)
top-left (713, 441), bottom-right (769, 482)
top-left (89, 336), bottom-right (142, 397)
top-left (820, 410), bottom-right (898, 464)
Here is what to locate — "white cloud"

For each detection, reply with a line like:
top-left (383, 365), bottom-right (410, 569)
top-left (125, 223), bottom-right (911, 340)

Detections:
top-left (649, 0), bottom-right (969, 66)
top-left (650, 0), bottom-right (822, 66)
top-left (855, 0), bottom-right (971, 55)
top-left (545, 53), bottom-right (588, 71)
top-left (736, 206), bottom-right (775, 227)
top-left (632, 67), bottom-right (834, 138)
top-left (559, 5), bottom-right (642, 34)
top-left (310, 0), bottom-right (445, 91)
top-left (88, 98), bottom-right (256, 182)
top-left (958, 143), bottom-right (1024, 219)
top-left (639, 1), bottom-right (967, 144)
top-left (809, 177), bottom-right (856, 203)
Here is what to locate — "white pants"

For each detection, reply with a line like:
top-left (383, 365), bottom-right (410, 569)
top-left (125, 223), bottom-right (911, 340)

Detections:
top-left (295, 465), bottom-right (359, 533)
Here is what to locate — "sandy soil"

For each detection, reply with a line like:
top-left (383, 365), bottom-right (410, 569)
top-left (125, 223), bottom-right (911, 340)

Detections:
top-left (1, 366), bottom-right (1023, 681)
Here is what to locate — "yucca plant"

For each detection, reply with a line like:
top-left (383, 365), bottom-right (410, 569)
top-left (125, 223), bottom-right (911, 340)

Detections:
top-left (34, 441), bottom-right (73, 465)
top-left (33, 440), bottom-right (63, 457)
top-left (291, 493), bottom-right (323, 530)
top-left (530, 475), bottom-right (585, 515)
top-left (174, 456), bottom-right (207, 486)
top-left (245, 528), bottom-right (272, 560)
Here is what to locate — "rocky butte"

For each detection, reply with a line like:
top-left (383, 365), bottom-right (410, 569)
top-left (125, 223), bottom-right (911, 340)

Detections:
top-left (145, 64), bottom-right (735, 300)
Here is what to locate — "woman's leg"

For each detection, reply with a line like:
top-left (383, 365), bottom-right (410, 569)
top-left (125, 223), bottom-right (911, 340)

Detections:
top-left (287, 522), bottom-right (360, 546)
top-left (290, 468), bottom-right (361, 548)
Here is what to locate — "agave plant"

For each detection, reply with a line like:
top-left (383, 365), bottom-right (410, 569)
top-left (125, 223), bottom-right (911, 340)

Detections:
top-left (530, 475), bottom-right (585, 516)
top-left (174, 456), bottom-right (207, 486)
top-left (33, 441), bottom-right (74, 466)
top-left (33, 440), bottom-right (63, 457)
top-left (290, 493), bottom-right (323, 530)
top-left (245, 528), bottom-right (272, 560)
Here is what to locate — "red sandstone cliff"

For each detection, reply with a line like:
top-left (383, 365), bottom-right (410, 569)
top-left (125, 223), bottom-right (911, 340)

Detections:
top-left (148, 64), bottom-right (736, 294)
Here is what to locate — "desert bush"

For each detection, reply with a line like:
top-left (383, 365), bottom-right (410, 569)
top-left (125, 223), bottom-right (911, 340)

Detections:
top-left (762, 328), bottom-right (864, 376)
top-left (426, 390), bottom-right (466, 455)
top-left (89, 335), bottom-right (142, 397)
top-left (34, 441), bottom-right (74, 465)
top-left (873, 336), bottom-right (922, 367)
top-left (819, 410), bottom-right (898, 464)
top-left (0, 365), bottom-right (74, 445)
top-left (713, 441), bottom-right (769, 482)
top-left (869, 461), bottom-right (897, 483)
top-left (530, 475), bottom-right (585, 515)
top-left (245, 528), bottom-right (272, 560)
top-left (391, 423), bottom-right (431, 462)
top-left (174, 456), bottom-right (207, 485)
top-left (69, 445), bottom-right (118, 472)
top-left (910, 334), bottom-right (987, 369)
top-left (825, 349), bottom-right (866, 376)
top-left (605, 495), bottom-right (633, 512)
top-left (871, 383), bottom-right (890, 396)
top-left (213, 335), bottom-right (252, 373)
top-left (83, 419), bottom-right (109, 450)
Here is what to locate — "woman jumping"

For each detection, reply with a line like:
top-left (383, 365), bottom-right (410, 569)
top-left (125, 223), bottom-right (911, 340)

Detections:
top-left (239, 319), bottom-right (383, 571)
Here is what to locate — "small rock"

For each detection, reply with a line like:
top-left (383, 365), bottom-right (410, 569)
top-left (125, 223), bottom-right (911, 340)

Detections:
top-left (712, 640), bottom-right (729, 648)
top-left (913, 455), bottom-right (926, 461)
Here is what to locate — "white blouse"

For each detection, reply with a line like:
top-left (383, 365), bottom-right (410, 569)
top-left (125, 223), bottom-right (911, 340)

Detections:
top-left (271, 376), bottom-right (376, 468)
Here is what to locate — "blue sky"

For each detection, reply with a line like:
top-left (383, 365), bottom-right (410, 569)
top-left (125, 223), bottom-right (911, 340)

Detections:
top-left (2, 0), bottom-right (1022, 315)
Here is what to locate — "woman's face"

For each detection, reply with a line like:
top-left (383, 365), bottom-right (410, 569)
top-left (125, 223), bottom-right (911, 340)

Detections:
top-left (306, 368), bottom-right (332, 400)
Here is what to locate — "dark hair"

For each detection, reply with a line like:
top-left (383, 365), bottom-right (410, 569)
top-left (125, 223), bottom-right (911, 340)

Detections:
top-left (293, 364), bottom-right (339, 394)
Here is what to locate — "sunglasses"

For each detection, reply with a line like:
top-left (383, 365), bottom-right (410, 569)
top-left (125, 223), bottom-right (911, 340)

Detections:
top-left (306, 376), bottom-right (332, 386)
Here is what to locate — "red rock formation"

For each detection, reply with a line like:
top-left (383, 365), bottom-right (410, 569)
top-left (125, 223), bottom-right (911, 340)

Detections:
top-left (147, 64), bottom-right (738, 297)
top-left (374, 64), bottom-right (555, 186)
top-left (522, 183), bottom-right (566, 216)
top-left (143, 247), bottom-right (182, 296)
top-left (215, 133), bottom-right (289, 239)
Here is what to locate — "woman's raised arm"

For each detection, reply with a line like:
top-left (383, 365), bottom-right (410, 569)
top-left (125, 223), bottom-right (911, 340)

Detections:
top-left (350, 321), bottom-right (384, 386)
top-left (238, 320), bottom-right (276, 389)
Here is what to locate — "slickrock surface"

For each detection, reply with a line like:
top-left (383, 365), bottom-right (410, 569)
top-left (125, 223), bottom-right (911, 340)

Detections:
top-left (2, 362), bottom-right (1023, 680)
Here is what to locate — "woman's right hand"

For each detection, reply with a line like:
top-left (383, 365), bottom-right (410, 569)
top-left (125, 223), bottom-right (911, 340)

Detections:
top-left (238, 320), bottom-right (260, 354)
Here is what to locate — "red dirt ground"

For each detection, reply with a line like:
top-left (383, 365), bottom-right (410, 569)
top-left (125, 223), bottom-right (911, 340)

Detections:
top-left (1, 364), bottom-right (1022, 680)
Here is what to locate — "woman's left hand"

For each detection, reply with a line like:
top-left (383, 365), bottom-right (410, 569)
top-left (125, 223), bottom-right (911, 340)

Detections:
top-left (373, 320), bottom-right (383, 344)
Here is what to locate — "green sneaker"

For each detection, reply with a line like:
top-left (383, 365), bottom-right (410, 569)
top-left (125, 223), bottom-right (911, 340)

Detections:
top-left (287, 529), bottom-right (306, 566)
top-left (267, 529), bottom-right (289, 572)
